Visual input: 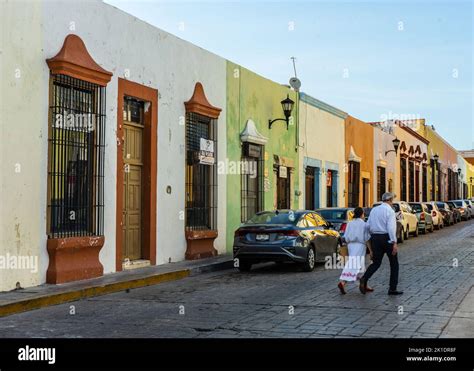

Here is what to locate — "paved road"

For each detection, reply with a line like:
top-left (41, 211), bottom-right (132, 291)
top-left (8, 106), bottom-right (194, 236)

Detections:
top-left (1, 220), bottom-right (473, 338)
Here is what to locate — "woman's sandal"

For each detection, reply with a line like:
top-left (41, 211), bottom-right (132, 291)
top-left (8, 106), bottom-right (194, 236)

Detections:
top-left (338, 282), bottom-right (347, 295)
top-left (366, 286), bottom-right (374, 292)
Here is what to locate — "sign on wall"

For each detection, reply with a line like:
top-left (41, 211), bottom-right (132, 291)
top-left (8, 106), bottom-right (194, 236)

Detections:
top-left (199, 138), bottom-right (215, 165)
top-left (279, 166), bottom-right (287, 179)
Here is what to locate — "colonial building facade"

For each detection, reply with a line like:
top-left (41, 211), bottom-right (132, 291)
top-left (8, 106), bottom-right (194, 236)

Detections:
top-left (298, 93), bottom-right (346, 210)
top-left (1, 0), bottom-right (227, 291)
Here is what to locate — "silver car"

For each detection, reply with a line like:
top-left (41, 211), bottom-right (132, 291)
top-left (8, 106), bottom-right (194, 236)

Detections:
top-left (409, 202), bottom-right (434, 234)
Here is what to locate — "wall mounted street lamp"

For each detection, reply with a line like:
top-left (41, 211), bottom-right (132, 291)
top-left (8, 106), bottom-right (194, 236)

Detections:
top-left (433, 154), bottom-right (439, 162)
top-left (457, 168), bottom-right (462, 176)
top-left (470, 177), bottom-right (473, 184)
top-left (385, 137), bottom-right (401, 156)
top-left (269, 95), bottom-right (295, 130)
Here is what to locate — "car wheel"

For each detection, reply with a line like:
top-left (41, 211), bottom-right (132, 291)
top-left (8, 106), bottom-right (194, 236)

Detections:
top-left (414, 224), bottom-right (419, 237)
top-left (398, 228), bottom-right (404, 244)
top-left (421, 225), bottom-right (426, 235)
top-left (404, 227), bottom-right (409, 240)
top-left (238, 260), bottom-right (252, 272)
top-left (302, 247), bottom-right (316, 272)
top-left (430, 223), bottom-right (434, 233)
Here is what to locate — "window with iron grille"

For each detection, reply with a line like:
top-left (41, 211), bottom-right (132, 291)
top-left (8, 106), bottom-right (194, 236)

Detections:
top-left (377, 166), bottom-right (386, 202)
top-left (422, 166), bottom-right (428, 201)
top-left (348, 161), bottom-right (360, 207)
top-left (185, 112), bottom-right (217, 230)
top-left (400, 158), bottom-right (407, 201)
top-left (241, 143), bottom-right (264, 222)
top-left (409, 161), bottom-right (415, 202)
top-left (47, 74), bottom-right (106, 238)
top-left (431, 160), bottom-right (436, 200)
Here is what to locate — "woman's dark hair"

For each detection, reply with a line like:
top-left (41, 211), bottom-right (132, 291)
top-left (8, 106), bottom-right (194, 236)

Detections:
top-left (354, 207), bottom-right (364, 219)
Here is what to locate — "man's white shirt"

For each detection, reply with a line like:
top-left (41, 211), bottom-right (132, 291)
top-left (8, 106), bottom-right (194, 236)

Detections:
top-left (367, 202), bottom-right (397, 243)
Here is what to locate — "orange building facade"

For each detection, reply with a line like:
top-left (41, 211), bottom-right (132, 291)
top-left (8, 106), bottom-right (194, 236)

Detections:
top-left (344, 116), bottom-right (374, 208)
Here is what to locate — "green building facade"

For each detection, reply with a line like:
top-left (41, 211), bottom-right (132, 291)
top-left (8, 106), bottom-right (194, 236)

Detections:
top-left (225, 61), bottom-right (300, 251)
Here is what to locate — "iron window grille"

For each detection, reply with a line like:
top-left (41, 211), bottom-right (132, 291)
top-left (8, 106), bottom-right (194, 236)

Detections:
top-left (377, 166), bottom-right (386, 202)
top-left (47, 74), bottom-right (106, 238)
top-left (348, 161), bottom-right (360, 208)
top-left (409, 161), bottom-right (415, 202)
top-left (422, 166), bottom-right (428, 202)
top-left (241, 143), bottom-right (264, 222)
top-left (185, 112), bottom-right (218, 231)
top-left (431, 160), bottom-right (436, 200)
top-left (400, 158), bottom-right (407, 202)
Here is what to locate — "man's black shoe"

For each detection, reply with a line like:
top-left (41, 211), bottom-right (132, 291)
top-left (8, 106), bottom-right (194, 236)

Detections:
top-left (388, 290), bottom-right (403, 295)
top-left (359, 278), bottom-right (367, 294)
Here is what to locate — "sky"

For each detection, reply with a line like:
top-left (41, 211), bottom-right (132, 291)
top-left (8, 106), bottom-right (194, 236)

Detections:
top-left (105, 0), bottom-right (473, 150)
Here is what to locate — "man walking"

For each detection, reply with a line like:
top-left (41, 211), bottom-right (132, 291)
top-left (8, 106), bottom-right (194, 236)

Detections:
top-left (360, 192), bottom-right (403, 295)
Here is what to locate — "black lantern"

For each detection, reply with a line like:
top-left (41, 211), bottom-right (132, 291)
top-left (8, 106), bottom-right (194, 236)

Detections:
top-left (385, 137), bottom-right (401, 156)
top-left (433, 154), bottom-right (439, 161)
top-left (470, 177), bottom-right (473, 183)
top-left (269, 94), bottom-right (295, 130)
top-left (457, 168), bottom-right (462, 176)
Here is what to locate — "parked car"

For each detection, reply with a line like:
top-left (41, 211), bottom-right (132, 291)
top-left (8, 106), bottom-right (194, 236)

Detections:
top-left (449, 200), bottom-right (472, 221)
top-left (446, 201), bottom-right (462, 223)
top-left (436, 202), bottom-right (455, 226)
top-left (408, 202), bottom-right (434, 234)
top-left (314, 208), bottom-right (354, 242)
top-left (425, 202), bottom-right (444, 229)
top-left (365, 207), bottom-right (405, 243)
top-left (373, 201), bottom-right (419, 239)
top-left (233, 210), bottom-right (341, 272)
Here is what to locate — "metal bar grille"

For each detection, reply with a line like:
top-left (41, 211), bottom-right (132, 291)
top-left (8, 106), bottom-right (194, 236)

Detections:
top-left (400, 158), bottom-right (407, 201)
top-left (185, 112), bottom-right (217, 231)
top-left (348, 161), bottom-right (360, 207)
top-left (48, 74), bottom-right (105, 238)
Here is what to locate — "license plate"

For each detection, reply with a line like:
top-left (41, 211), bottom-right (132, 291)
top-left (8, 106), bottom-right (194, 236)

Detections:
top-left (256, 234), bottom-right (269, 241)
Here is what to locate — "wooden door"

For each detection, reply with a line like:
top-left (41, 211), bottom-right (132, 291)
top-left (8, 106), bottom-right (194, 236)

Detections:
top-left (123, 121), bottom-right (143, 261)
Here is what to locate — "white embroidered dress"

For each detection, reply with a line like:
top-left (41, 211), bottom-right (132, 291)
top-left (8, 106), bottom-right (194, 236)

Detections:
top-left (339, 218), bottom-right (371, 282)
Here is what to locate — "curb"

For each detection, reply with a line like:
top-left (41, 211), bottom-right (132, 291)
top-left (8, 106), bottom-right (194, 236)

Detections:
top-left (0, 257), bottom-right (234, 318)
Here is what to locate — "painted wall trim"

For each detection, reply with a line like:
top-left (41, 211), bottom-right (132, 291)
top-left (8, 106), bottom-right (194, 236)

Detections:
top-left (304, 157), bottom-right (322, 169)
top-left (300, 92), bottom-right (348, 119)
top-left (116, 78), bottom-right (158, 272)
top-left (325, 161), bottom-right (339, 171)
top-left (46, 34), bottom-right (112, 86)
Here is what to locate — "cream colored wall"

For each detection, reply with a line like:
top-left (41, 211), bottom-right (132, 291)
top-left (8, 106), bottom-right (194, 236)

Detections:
top-left (0, 1), bottom-right (49, 291)
top-left (373, 127), bottom-right (397, 202)
top-left (299, 100), bottom-right (345, 208)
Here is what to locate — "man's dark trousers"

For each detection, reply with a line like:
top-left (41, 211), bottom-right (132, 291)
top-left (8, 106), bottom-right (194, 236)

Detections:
top-left (362, 233), bottom-right (399, 291)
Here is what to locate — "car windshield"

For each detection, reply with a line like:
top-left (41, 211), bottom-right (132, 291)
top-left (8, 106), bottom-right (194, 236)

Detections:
top-left (392, 204), bottom-right (400, 212)
top-left (426, 204), bottom-right (433, 211)
top-left (246, 211), bottom-right (299, 225)
top-left (436, 203), bottom-right (445, 209)
top-left (453, 201), bottom-right (463, 207)
top-left (317, 209), bottom-right (347, 220)
top-left (410, 204), bottom-right (423, 212)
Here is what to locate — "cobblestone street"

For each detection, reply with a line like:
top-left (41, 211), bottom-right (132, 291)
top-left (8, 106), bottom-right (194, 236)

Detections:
top-left (1, 220), bottom-right (473, 338)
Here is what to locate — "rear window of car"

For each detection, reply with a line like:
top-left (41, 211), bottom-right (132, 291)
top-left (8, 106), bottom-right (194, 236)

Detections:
top-left (453, 201), bottom-right (463, 207)
top-left (436, 203), bottom-right (445, 209)
top-left (246, 212), bottom-right (300, 225)
top-left (392, 204), bottom-right (400, 212)
top-left (426, 204), bottom-right (433, 211)
top-left (316, 209), bottom-right (348, 220)
top-left (410, 204), bottom-right (423, 212)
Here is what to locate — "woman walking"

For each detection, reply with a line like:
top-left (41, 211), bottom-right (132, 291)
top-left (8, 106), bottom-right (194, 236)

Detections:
top-left (338, 207), bottom-right (373, 294)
